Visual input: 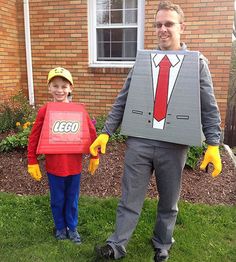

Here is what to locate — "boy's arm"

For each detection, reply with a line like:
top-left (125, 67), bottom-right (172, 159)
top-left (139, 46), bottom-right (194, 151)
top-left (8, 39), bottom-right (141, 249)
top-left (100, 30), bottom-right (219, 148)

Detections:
top-left (88, 157), bottom-right (99, 175)
top-left (27, 106), bottom-right (46, 164)
top-left (27, 106), bottom-right (46, 181)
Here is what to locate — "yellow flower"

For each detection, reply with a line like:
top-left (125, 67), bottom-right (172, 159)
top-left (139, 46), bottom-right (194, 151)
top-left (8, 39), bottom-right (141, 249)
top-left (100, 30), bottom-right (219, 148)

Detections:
top-left (23, 122), bottom-right (31, 129)
top-left (16, 122), bottom-right (21, 127)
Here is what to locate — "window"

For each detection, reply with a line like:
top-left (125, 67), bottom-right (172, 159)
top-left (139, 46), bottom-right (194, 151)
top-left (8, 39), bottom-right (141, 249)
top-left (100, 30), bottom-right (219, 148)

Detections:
top-left (88, 0), bottom-right (145, 67)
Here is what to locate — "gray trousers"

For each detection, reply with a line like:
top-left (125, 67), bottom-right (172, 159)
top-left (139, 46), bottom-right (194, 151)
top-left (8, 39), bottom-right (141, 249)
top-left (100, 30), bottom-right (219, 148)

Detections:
top-left (107, 137), bottom-right (188, 259)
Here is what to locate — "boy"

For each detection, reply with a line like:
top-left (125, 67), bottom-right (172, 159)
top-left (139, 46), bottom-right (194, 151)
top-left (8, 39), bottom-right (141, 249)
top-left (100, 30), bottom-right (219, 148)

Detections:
top-left (27, 67), bottom-right (99, 244)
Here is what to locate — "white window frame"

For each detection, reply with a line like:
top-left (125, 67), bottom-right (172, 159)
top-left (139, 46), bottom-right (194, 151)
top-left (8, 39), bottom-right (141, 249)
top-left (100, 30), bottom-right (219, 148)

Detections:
top-left (88, 0), bottom-right (145, 68)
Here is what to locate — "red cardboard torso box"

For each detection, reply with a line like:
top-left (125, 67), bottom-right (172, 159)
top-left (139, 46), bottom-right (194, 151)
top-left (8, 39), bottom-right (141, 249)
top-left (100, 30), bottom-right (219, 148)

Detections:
top-left (36, 102), bottom-right (94, 154)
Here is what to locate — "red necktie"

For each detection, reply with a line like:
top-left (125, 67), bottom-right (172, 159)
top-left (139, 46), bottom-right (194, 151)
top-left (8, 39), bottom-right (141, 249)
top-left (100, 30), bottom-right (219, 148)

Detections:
top-left (153, 55), bottom-right (172, 122)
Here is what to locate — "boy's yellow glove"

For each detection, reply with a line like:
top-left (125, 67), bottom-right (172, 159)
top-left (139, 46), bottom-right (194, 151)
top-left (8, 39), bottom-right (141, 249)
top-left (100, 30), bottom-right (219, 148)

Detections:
top-left (27, 164), bottom-right (42, 181)
top-left (200, 145), bottom-right (222, 177)
top-left (90, 134), bottom-right (109, 156)
top-left (88, 158), bottom-right (99, 175)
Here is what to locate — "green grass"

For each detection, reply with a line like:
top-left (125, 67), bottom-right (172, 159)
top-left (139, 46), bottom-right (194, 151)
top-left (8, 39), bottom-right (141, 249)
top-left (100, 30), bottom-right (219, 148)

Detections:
top-left (0, 193), bottom-right (235, 262)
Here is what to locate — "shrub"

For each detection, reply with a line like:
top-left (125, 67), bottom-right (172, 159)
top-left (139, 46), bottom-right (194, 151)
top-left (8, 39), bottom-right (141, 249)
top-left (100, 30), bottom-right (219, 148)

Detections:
top-left (0, 121), bottom-right (33, 152)
top-left (0, 91), bottom-right (36, 133)
top-left (186, 144), bottom-right (206, 169)
top-left (0, 91), bottom-right (36, 152)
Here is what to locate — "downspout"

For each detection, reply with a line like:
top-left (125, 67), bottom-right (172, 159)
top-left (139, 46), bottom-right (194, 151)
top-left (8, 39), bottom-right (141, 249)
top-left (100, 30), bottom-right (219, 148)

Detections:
top-left (23, 0), bottom-right (35, 106)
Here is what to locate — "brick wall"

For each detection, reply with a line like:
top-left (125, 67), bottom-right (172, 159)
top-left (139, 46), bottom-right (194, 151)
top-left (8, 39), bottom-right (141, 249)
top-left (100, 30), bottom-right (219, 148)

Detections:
top-left (0, 0), bottom-right (25, 102)
top-left (1, 0), bottom-right (234, 127)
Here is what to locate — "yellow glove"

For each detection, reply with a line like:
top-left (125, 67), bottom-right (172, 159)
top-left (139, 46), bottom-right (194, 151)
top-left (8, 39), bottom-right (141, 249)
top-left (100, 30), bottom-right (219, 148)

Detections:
top-left (88, 158), bottom-right (99, 175)
top-left (90, 134), bottom-right (109, 156)
top-left (28, 164), bottom-right (42, 181)
top-left (200, 145), bottom-right (222, 177)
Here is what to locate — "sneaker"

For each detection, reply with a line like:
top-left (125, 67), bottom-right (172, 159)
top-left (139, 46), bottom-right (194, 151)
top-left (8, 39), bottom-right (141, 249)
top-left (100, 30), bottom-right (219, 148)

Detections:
top-left (154, 248), bottom-right (169, 262)
top-left (55, 228), bottom-right (67, 240)
top-left (95, 244), bottom-right (115, 260)
top-left (67, 228), bottom-right (81, 244)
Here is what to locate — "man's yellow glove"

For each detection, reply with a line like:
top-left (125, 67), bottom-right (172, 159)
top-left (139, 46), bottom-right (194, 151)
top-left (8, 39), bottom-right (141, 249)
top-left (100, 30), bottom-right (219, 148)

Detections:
top-left (88, 158), bottom-right (99, 175)
top-left (27, 164), bottom-right (42, 181)
top-left (200, 145), bottom-right (222, 177)
top-left (90, 134), bottom-right (109, 156)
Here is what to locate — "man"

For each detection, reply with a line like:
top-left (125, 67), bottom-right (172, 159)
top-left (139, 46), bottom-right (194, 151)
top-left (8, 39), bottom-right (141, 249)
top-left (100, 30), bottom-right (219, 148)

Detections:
top-left (90, 1), bottom-right (222, 261)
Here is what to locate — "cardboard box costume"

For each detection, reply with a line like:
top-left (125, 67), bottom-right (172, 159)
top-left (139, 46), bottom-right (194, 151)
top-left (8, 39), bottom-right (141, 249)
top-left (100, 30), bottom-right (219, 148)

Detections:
top-left (36, 102), bottom-right (94, 154)
top-left (121, 50), bottom-right (204, 146)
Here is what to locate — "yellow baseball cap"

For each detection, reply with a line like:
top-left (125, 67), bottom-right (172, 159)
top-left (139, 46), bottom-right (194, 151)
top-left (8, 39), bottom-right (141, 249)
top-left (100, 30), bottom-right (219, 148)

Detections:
top-left (47, 67), bottom-right (73, 85)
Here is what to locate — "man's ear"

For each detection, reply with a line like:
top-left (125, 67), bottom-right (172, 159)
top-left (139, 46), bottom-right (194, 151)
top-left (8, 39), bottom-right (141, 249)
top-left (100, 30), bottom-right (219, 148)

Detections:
top-left (180, 22), bottom-right (186, 33)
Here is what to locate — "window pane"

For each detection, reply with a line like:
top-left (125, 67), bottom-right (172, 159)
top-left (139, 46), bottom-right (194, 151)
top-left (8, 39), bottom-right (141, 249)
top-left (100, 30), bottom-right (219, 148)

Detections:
top-left (125, 0), bottom-right (137, 9)
top-left (111, 10), bottom-right (122, 24)
top-left (125, 10), bottom-right (137, 24)
top-left (97, 10), bottom-right (109, 25)
top-left (111, 43), bottom-right (122, 57)
top-left (125, 42), bottom-right (137, 58)
top-left (111, 29), bottom-right (123, 41)
top-left (97, 43), bottom-right (110, 60)
top-left (111, 0), bottom-right (123, 9)
top-left (111, 28), bottom-right (137, 42)
top-left (97, 29), bottom-right (111, 42)
top-left (97, 0), bottom-right (109, 10)
top-left (125, 28), bottom-right (137, 41)
top-left (96, 1), bottom-right (138, 25)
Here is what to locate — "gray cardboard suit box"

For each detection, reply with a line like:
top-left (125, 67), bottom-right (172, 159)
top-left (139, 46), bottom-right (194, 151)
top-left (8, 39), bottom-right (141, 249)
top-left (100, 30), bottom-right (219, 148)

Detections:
top-left (121, 50), bottom-right (205, 146)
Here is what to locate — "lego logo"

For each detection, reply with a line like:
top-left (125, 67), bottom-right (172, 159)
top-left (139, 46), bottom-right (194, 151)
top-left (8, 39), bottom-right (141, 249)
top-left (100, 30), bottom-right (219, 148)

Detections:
top-left (52, 121), bottom-right (80, 133)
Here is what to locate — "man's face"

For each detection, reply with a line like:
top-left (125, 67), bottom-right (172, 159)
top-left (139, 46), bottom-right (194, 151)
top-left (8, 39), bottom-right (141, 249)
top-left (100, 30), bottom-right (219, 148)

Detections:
top-left (155, 9), bottom-right (185, 51)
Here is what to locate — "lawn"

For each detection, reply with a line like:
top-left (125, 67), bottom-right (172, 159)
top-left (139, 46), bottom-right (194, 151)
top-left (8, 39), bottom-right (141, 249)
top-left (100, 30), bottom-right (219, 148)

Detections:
top-left (0, 193), bottom-right (235, 262)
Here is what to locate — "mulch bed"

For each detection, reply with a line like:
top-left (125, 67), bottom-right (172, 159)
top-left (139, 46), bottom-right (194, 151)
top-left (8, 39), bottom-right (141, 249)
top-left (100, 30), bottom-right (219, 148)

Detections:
top-left (0, 142), bottom-right (235, 206)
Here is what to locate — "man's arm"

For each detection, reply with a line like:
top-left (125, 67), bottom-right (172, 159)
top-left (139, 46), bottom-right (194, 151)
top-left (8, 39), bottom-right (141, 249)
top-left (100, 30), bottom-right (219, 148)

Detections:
top-left (199, 56), bottom-right (221, 145)
top-left (90, 69), bottom-right (133, 156)
top-left (199, 56), bottom-right (222, 177)
top-left (102, 69), bottom-right (133, 136)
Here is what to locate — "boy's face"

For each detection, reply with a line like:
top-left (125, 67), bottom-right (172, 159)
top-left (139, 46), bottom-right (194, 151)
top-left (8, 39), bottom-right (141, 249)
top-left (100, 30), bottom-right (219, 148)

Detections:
top-left (48, 76), bottom-right (72, 103)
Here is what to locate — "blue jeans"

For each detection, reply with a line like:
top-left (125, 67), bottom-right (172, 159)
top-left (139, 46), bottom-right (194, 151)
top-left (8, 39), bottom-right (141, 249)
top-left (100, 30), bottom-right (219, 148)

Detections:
top-left (47, 173), bottom-right (81, 231)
